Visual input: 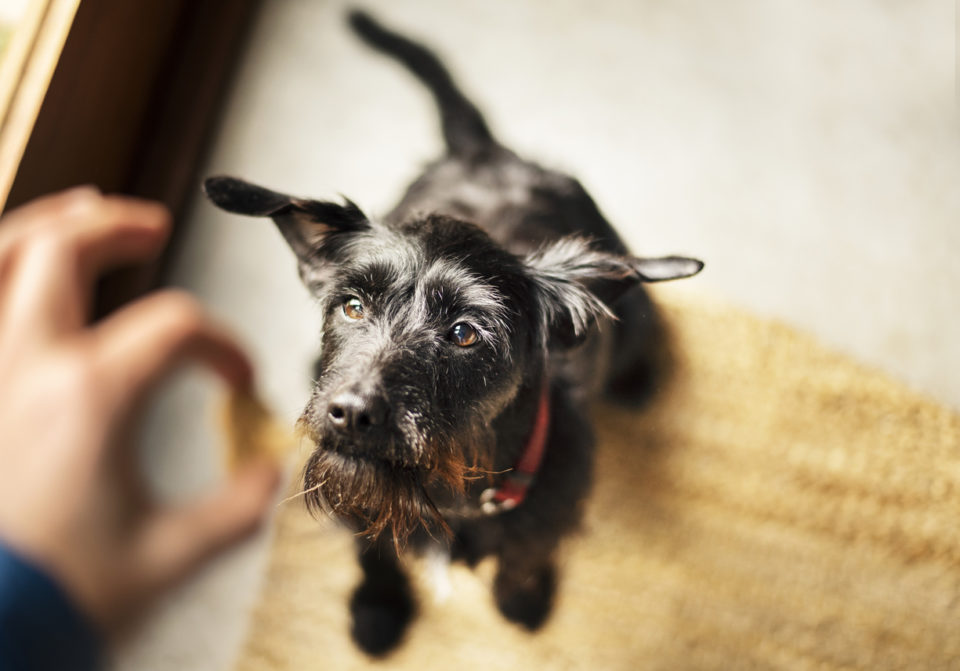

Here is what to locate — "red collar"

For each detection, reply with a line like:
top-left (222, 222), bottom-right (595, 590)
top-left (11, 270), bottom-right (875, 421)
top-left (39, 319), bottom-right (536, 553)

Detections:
top-left (480, 380), bottom-right (551, 514)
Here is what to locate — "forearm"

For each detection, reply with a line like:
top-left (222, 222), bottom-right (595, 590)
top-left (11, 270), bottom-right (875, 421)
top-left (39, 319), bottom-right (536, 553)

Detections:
top-left (0, 541), bottom-right (102, 671)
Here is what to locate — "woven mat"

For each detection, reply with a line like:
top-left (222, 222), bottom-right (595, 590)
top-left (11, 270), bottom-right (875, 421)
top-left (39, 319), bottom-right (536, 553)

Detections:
top-left (235, 294), bottom-right (960, 671)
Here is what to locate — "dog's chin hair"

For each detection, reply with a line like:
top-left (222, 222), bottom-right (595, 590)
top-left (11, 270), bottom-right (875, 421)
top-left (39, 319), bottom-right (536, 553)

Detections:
top-left (302, 448), bottom-right (478, 552)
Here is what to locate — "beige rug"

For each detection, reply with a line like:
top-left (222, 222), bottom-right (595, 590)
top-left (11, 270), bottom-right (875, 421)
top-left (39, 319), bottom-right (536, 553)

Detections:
top-left (234, 294), bottom-right (960, 670)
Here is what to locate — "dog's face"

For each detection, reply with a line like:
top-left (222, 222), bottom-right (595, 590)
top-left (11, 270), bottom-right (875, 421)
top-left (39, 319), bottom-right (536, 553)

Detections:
top-left (204, 176), bottom-right (702, 543)
top-left (300, 216), bottom-right (541, 543)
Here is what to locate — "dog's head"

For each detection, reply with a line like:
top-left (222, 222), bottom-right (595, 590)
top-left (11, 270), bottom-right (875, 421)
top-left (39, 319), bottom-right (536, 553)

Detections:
top-left (204, 176), bottom-right (701, 543)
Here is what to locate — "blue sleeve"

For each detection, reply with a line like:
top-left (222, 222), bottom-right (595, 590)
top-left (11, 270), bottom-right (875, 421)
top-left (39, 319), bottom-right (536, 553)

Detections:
top-left (0, 541), bottom-right (102, 671)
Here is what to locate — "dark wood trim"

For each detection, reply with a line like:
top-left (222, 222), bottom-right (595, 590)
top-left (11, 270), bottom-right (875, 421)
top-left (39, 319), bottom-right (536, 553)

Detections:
top-left (2, 0), bottom-right (260, 309)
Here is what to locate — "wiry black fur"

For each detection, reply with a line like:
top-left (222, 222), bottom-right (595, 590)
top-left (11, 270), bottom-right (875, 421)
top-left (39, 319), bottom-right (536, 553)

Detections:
top-left (204, 9), bottom-right (702, 657)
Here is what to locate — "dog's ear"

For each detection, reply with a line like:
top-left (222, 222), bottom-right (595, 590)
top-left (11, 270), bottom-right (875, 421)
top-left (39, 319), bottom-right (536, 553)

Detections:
top-left (524, 237), bottom-right (703, 348)
top-left (203, 176), bottom-right (370, 290)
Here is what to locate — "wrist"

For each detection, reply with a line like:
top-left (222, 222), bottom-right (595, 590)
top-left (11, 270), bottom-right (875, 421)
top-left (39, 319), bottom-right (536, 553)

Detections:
top-left (0, 540), bottom-right (103, 670)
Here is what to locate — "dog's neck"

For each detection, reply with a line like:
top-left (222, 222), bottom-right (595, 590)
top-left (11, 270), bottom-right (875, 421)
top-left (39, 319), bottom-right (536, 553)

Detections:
top-left (480, 376), bottom-right (550, 514)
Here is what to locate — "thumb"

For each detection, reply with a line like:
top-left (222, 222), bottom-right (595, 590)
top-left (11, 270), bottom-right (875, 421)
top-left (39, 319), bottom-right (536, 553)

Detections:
top-left (132, 463), bottom-right (281, 595)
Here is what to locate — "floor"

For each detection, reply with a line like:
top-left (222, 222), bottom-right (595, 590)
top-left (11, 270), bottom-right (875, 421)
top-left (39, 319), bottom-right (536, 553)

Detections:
top-left (115, 1), bottom-right (959, 669)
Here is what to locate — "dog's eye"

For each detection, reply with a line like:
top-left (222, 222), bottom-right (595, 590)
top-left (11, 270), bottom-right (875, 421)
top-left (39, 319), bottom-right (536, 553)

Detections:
top-left (342, 297), bottom-right (364, 320)
top-left (449, 322), bottom-right (479, 347)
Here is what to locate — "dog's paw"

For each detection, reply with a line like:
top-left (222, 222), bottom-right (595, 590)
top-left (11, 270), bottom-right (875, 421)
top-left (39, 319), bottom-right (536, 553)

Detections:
top-left (349, 579), bottom-right (414, 656)
top-left (494, 564), bottom-right (556, 631)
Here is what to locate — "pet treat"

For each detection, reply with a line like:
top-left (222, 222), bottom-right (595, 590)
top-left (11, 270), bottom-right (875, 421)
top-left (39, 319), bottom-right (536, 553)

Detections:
top-left (220, 389), bottom-right (294, 471)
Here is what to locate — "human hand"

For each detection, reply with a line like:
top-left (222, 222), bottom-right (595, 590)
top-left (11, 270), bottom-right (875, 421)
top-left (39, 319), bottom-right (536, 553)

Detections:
top-left (0, 188), bottom-right (280, 636)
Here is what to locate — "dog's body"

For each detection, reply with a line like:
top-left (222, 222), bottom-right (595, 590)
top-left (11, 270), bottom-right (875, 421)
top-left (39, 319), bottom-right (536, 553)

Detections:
top-left (205, 11), bottom-right (702, 656)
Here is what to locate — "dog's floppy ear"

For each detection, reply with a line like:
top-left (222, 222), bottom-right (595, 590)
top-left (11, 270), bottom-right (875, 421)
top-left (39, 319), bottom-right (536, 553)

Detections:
top-left (203, 176), bottom-right (370, 289)
top-left (524, 237), bottom-right (703, 348)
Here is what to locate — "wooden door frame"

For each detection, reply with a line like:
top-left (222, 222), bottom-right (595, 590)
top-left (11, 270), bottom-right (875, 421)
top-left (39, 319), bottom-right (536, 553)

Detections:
top-left (0, 0), bottom-right (260, 306)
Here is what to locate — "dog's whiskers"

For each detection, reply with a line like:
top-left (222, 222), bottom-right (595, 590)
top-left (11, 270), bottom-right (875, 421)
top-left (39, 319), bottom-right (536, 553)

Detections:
top-left (277, 479), bottom-right (327, 507)
top-left (462, 467), bottom-right (511, 479)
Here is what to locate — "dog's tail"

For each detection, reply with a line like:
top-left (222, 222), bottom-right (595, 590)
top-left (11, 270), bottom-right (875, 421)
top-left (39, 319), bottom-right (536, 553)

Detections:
top-left (348, 9), bottom-right (498, 159)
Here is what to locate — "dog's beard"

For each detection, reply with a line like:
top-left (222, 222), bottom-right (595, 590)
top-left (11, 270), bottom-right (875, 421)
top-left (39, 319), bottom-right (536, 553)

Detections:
top-left (301, 438), bottom-right (486, 550)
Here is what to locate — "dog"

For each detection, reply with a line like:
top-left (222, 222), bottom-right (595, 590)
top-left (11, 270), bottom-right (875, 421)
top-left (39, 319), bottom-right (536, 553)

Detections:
top-left (203, 10), bottom-right (703, 656)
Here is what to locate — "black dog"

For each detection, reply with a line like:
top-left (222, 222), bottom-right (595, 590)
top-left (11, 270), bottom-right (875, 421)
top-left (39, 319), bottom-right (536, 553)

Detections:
top-left (204, 11), bottom-right (702, 656)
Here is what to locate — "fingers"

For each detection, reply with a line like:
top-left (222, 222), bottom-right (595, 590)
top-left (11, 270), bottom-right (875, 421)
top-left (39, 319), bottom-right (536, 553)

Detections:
top-left (0, 187), bottom-right (171, 271)
top-left (0, 188), bottom-right (98, 292)
top-left (90, 290), bottom-right (254, 407)
top-left (0, 233), bottom-right (84, 344)
top-left (0, 186), bottom-right (103, 248)
top-left (132, 462), bottom-right (281, 593)
top-left (67, 196), bottom-right (171, 283)
top-left (0, 188), bottom-right (171, 336)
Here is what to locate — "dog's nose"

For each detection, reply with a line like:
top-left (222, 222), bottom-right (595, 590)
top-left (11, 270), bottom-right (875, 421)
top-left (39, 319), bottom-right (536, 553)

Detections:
top-left (327, 390), bottom-right (388, 434)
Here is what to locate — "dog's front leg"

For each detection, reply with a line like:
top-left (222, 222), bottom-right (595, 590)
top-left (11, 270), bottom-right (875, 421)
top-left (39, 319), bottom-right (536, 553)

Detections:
top-left (493, 538), bottom-right (557, 631)
top-left (349, 534), bottom-right (415, 656)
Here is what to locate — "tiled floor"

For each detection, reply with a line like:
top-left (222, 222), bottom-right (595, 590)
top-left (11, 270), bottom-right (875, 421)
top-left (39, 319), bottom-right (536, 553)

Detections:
top-left (116, 1), bottom-right (959, 669)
